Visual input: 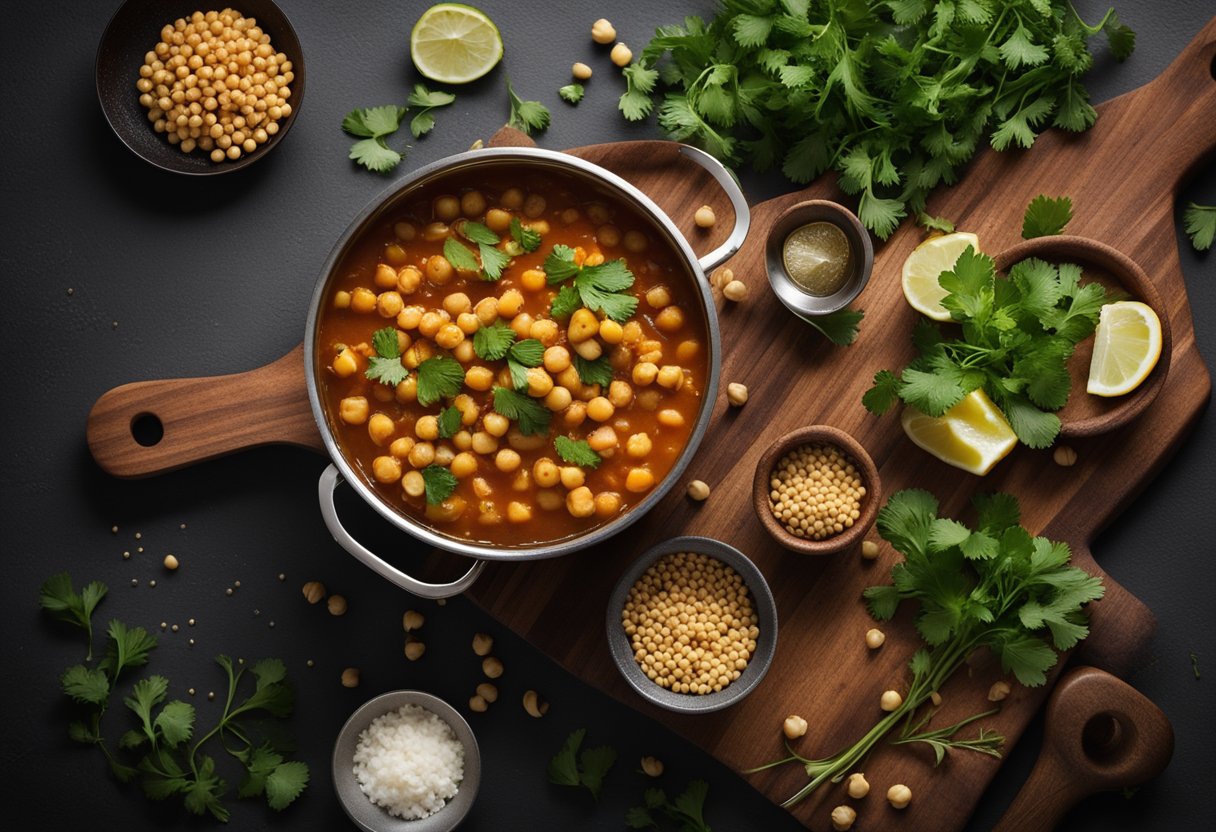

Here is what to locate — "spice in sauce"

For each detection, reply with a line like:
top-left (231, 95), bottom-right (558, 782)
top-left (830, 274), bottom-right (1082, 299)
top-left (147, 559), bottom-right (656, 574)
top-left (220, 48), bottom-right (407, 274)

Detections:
top-left (782, 222), bottom-right (853, 296)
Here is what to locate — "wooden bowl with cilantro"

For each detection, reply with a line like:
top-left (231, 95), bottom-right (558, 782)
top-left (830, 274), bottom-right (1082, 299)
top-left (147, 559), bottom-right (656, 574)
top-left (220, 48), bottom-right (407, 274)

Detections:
top-left (993, 236), bottom-right (1172, 439)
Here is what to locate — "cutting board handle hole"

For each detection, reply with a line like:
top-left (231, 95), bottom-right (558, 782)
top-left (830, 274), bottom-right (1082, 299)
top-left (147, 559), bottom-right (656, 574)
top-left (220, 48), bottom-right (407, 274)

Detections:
top-left (130, 412), bottom-right (164, 447)
top-left (1081, 712), bottom-right (1131, 763)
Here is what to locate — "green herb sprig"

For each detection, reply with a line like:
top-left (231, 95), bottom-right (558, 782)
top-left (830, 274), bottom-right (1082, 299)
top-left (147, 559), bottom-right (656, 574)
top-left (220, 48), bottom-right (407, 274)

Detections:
top-left (365, 327), bottom-right (409, 387)
top-left (41, 574), bottom-right (308, 821)
top-left (559, 83), bottom-right (586, 105)
top-left (622, 1), bottom-right (1134, 238)
top-left (1183, 203), bottom-right (1215, 251)
top-left (342, 106), bottom-right (408, 174)
top-left (547, 729), bottom-right (617, 800)
top-left (750, 489), bottom-right (1102, 808)
top-left (625, 779), bottom-right (711, 831)
top-left (406, 83), bottom-right (456, 138)
top-left (507, 79), bottom-right (551, 134)
top-left (555, 436), bottom-right (602, 469)
top-left (543, 245), bottom-right (639, 322)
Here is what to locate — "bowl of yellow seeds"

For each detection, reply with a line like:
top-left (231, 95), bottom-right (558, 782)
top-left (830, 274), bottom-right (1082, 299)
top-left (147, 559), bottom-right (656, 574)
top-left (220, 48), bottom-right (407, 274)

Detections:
top-left (606, 535), bottom-right (778, 714)
top-left (752, 425), bottom-right (881, 556)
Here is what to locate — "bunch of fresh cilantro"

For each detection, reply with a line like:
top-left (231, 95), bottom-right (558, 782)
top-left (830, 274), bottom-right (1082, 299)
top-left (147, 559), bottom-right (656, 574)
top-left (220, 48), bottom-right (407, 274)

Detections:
top-left (621, 0), bottom-right (1134, 237)
top-left (753, 488), bottom-right (1103, 808)
top-left (41, 573), bottom-right (309, 822)
top-left (862, 240), bottom-right (1112, 449)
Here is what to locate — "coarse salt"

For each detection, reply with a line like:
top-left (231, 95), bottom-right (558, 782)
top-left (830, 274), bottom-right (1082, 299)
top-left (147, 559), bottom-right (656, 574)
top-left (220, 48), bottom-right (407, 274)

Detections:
top-left (353, 703), bottom-right (464, 820)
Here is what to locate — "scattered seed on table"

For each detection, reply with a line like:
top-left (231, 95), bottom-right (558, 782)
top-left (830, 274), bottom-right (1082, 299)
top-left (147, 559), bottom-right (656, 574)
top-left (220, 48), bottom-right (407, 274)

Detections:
top-left (131, 579), bottom-right (138, 587)
top-left (1053, 445), bottom-right (1078, 467)
top-left (306, 659), bottom-right (315, 668)
top-left (111, 525), bottom-right (118, 534)
top-left (268, 621), bottom-right (275, 628)
top-left (234, 580), bottom-right (241, 588)
top-left (861, 540), bottom-right (880, 559)
top-left (112, 321), bottom-right (118, 329)
top-left (225, 587), bottom-right (233, 596)
top-left (67, 288), bottom-right (74, 296)
top-left (171, 624), bottom-right (179, 632)
top-left (149, 580), bottom-right (157, 588)
top-left (188, 638), bottom-right (195, 646)
top-left (122, 551), bottom-right (130, 560)
top-left (188, 618), bottom-right (196, 627)
top-left (253, 609), bottom-right (260, 617)
top-left (163, 554), bottom-right (179, 570)
top-left (278, 573), bottom-right (286, 582)
top-left (188, 688), bottom-right (195, 696)
top-left (135, 532), bottom-right (142, 540)
top-left (180, 523), bottom-right (187, 529)
top-left (207, 691), bottom-right (216, 701)
top-left (160, 622), bottom-right (168, 630)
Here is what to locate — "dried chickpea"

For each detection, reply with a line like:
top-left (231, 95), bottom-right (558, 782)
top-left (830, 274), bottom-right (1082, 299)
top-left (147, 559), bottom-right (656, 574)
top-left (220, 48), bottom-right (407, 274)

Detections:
top-left (591, 18), bottom-right (616, 44)
top-left (572, 61), bottom-right (593, 80)
top-left (404, 640), bottom-right (426, 661)
top-left (694, 205), bottom-right (716, 228)
top-left (988, 680), bottom-right (1012, 701)
top-left (723, 279), bottom-right (748, 301)
top-left (861, 540), bottom-right (880, 559)
top-left (476, 682), bottom-right (499, 703)
top-left (783, 715), bottom-right (808, 739)
top-left (865, 628), bottom-right (886, 649)
top-left (610, 42), bottom-right (633, 66)
top-left (830, 806), bottom-right (856, 831)
top-left (687, 480), bottom-right (710, 501)
top-left (482, 656), bottom-right (504, 678)
top-left (887, 784), bottom-right (912, 810)
top-left (472, 632), bottom-right (494, 655)
top-left (846, 772), bottom-right (870, 799)
top-left (768, 443), bottom-right (866, 540)
top-left (880, 690), bottom-right (903, 711)
top-left (726, 382), bottom-right (749, 406)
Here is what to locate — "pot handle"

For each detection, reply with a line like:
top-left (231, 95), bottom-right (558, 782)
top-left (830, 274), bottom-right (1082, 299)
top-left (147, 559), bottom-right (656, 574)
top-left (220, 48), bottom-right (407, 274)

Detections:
top-left (678, 145), bottom-right (751, 274)
top-left (318, 464), bottom-right (485, 599)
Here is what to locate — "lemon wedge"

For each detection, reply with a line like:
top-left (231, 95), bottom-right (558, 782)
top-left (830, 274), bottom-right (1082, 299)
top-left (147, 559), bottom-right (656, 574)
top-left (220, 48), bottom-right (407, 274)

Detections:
top-left (900, 389), bottom-right (1018, 476)
top-left (410, 4), bottom-right (503, 84)
top-left (1086, 301), bottom-right (1162, 397)
top-left (901, 232), bottom-right (981, 321)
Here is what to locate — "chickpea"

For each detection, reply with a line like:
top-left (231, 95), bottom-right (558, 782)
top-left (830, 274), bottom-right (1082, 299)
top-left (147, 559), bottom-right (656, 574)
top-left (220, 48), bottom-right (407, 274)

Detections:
top-left (500, 187), bottom-right (524, 209)
top-left (333, 290), bottom-right (352, 310)
top-left (398, 305), bottom-right (424, 330)
top-left (485, 207), bottom-right (512, 232)
top-left (556, 366), bottom-right (582, 391)
top-left (526, 367), bottom-right (555, 398)
top-left (865, 628), bottom-right (886, 649)
top-left (587, 425), bottom-right (619, 452)
top-left (423, 221), bottom-right (450, 242)
top-left (572, 61), bottom-right (593, 80)
top-left (610, 42), bottom-right (633, 66)
top-left (624, 229), bottom-right (648, 253)
top-left (372, 455), bottom-right (402, 483)
top-left (474, 296), bottom-right (499, 325)
top-left (988, 680), bottom-right (1012, 702)
top-left (461, 190), bottom-right (487, 217)
top-left (626, 432), bottom-right (653, 458)
top-left (495, 449), bottom-right (522, 473)
top-left (397, 266), bottom-right (423, 294)
top-left (340, 396), bottom-right (369, 425)
top-left (394, 221), bottom-right (417, 241)
top-left (414, 414), bottom-right (439, 441)
top-left (568, 308), bottom-right (599, 343)
top-left (482, 412), bottom-right (510, 438)
top-left (530, 318), bottom-right (560, 345)
top-left (374, 262), bottom-right (398, 288)
top-left (591, 18), bottom-right (616, 44)
top-left (880, 690), bottom-right (903, 712)
top-left (657, 409), bottom-right (686, 428)
top-left (887, 784), bottom-right (912, 810)
top-left (607, 380), bottom-right (634, 408)
top-left (626, 468), bottom-right (655, 493)
top-left (402, 470), bottom-right (425, 497)
top-left (389, 437), bottom-right (415, 459)
top-left (434, 195), bottom-right (460, 221)
top-left (445, 452), bottom-right (476, 479)
top-left (452, 430), bottom-right (472, 450)
top-left (471, 431), bottom-right (499, 455)
top-left (598, 319), bottom-right (624, 344)
top-left (632, 362), bottom-right (659, 386)
top-left (846, 772), bottom-right (870, 799)
top-left (676, 339), bottom-right (700, 362)
top-left (566, 486), bottom-right (596, 517)
top-left (559, 466), bottom-right (586, 490)
top-left (542, 345), bottom-right (571, 374)
top-left (455, 312), bottom-right (481, 335)
top-left (465, 365), bottom-right (495, 391)
top-left (586, 397), bottom-right (616, 422)
top-left (783, 714), bottom-right (808, 739)
top-left (522, 193), bottom-right (547, 218)
top-left (350, 287), bottom-right (377, 314)
top-left (657, 365), bottom-right (684, 391)
top-left (594, 491), bottom-right (621, 517)
top-left (830, 805), bottom-right (856, 831)
top-left (510, 312), bottom-right (535, 339)
top-left (598, 224), bottom-right (621, 247)
top-left (687, 480), bottom-right (710, 501)
top-left (726, 382), bottom-right (749, 406)
top-left (563, 401), bottom-right (589, 427)
top-left (426, 255), bottom-right (455, 284)
top-left (434, 322), bottom-right (465, 349)
top-left (332, 346), bottom-right (358, 378)
top-left (407, 441), bottom-right (435, 468)
top-left (655, 305), bottom-right (685, 332)
top-left (694, 204), bottom-right (716, 228)
top-left (507, 429), bottom-right (547, 451)
top-left (573, 338), bottom-right (603, 361)
top-left (645, 285), bottom-right (672, 309)
top-left (498, 288), bottom-right (525, 317)
top-left (531, 457), bottom-right (560, 488)
top-left (520, 268), bottom-right (547, 292)
top-left (723, 279), bottom-right (748, 301)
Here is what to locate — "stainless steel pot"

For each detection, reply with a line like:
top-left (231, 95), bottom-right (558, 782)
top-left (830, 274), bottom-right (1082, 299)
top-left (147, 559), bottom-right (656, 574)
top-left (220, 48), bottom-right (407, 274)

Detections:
top-left (304, 145), bottom-right (749, 598)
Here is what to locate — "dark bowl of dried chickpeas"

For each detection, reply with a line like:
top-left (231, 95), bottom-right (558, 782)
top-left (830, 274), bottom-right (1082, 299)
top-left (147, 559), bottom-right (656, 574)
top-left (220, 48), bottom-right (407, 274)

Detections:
top-left (606, 536), bottom-right (778, 714)
top-left (752, 425), bottom-right (882, 556)
top-left (95, 0), bottom-right (304, 175)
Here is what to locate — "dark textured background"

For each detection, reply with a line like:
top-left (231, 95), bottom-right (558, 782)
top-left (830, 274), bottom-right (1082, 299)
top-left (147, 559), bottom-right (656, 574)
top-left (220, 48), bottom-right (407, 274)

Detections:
top-left (1, 1), bottom-right (1212, 830)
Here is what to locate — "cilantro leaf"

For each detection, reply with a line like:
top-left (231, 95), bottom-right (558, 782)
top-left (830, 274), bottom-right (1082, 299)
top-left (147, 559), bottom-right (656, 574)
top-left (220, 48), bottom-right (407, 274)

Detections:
top-left (265, 761), bottom-right (309, 811)
top-left (237, 745), bottom-right (282, 799)
top-left (479, 243), bottom-right (512, 281)
top-left (575, 261), bottom-right (638, 322)
top-left (406, 83), bottom-right (455, 139)
top-left (579, 745), bottom-right (617, 800)
top-left (365, 327), bottom-right (408, 387)
top-left (61, 665), bottom-right (110, 705)
top-left (348, 138), bottom-right (401, 175)
top-left (862, 369), bottom-right (901, 414)
top-left (155, 701), bottom-right (196, 748)
top-left (802, 307), bottom-right (864, 346)
top-left (555, 436), bottom-right (602, 469)
top-left (444, 237), bottom-right (481, 273)
top-left (420, 464), bottom-right (458, 504)
top-left (460, 221), bottom-right (501, 245)
top-left (917, 213), bottom-right (956, 234)
top-left (507, 357), bottom-right (530, 391)
top-left (1183, 203), bottom-right (1215, 251)
top-left (509, 339), bottom-right (545, 367)
top-left (492, 386), bottom-right (552, 435)
top-left (473, 319), bottom-right (517, 361)
top-left (416, 355), bottom-right (465, 406)
top-left (620, 64), bottom-right (659, 121)
top-left (559, 83), bottom-right (585, 104)
top-left (437, 406), bottom-right (463, 439)
top-left (1022, 195), bottom-right (1073, 239)
top-left (549, 285), bottom-right (582, 319)
top-left (574, 355), bottom-right (613, 387)
top-left (548, 729), bottom-right (583, 786)
top-left (40, 572), bottom-right (107, 660)
top-left (510, 217), bottom-right (542, 252)
top-left (99, 619), bottom-right (157, 678)
top-left (543, 244), bottom-right (581, 284)
top-left (342, 105), bottom-right (405, 138)
top-left (506, 79), bottom-right (551, 134)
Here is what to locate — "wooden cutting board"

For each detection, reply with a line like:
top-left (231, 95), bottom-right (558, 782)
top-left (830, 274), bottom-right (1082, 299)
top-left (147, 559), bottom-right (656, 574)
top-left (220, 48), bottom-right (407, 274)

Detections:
top-left (86, 17), bottom-right (1215, 831)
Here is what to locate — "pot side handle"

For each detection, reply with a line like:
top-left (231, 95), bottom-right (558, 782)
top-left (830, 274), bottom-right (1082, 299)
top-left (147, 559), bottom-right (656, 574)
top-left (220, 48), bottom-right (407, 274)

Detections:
top-left (677, 145), bottom-right (751, 274)
top-left (318, 464), bottom-right (485, 599)
top-left (86, 344), bottom-right (323, 478)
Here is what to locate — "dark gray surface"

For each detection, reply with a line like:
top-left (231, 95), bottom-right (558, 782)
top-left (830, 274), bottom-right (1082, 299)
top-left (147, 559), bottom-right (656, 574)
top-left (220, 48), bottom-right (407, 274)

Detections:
top-left (1, 1), bottom-right (1212, 830)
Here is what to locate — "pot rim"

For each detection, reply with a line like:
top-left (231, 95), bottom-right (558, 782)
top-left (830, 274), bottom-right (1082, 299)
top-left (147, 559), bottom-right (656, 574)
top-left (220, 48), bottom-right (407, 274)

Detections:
top-left (304, 146), bottom-right (723, 562)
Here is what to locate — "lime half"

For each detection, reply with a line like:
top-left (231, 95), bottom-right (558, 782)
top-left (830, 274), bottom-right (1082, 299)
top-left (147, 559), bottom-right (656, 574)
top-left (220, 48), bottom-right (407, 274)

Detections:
top-left (410, 4), bottom-right (503, 84)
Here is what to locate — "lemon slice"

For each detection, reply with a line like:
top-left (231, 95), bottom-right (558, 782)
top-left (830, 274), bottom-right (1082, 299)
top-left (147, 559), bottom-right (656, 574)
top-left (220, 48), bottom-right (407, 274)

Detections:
top-left (900, 389), bottom-right (1018, 476)
top-left (410, 4), bottom-right (503, 84)
top-left (1086, 301), bottom-right (1162, 397)
top-left (901, 232), bottom-right (981, 321)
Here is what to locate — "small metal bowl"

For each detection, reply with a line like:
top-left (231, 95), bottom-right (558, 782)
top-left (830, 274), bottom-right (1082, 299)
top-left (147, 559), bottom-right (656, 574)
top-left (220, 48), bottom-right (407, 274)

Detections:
top-left (95, 0), bottom-right (305, 175)
top-left (752, 424), bottom-right (882, 556)
top-left (605, 535), bottom-right (778, 714)
top-left (765, 200), bottom-right (874, 317)
top-left (333, 690), bottom-right (481, 832)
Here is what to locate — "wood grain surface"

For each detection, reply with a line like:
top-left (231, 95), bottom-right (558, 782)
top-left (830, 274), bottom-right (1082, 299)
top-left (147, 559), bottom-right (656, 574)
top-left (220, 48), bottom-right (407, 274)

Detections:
top-left (83, 16), bottom-right (1216, 831)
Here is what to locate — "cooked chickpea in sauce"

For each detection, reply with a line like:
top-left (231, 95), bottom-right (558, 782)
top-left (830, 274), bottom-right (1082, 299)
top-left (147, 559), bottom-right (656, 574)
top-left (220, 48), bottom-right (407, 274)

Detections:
top-left (317, 173), bottom-right (709, 546)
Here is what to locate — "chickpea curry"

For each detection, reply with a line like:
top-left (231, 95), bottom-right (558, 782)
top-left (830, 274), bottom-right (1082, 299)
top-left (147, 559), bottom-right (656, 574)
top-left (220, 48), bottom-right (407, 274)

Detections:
top-left (316, 171), bottom-right (710, 547)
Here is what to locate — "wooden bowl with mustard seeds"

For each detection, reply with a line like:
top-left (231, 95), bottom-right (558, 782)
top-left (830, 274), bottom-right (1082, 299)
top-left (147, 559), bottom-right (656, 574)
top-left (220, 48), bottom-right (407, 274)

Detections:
top-left (752, 425), bottom-right (881, 556)
top-left (96, 0), bottom-right (305, 175)
top-left (605, 535), bottom-right (777, 714)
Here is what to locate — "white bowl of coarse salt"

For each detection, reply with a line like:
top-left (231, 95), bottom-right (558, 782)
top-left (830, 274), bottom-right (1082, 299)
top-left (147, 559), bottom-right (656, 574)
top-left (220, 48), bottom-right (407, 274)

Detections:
top-left (333, 690), bottom-right (481, 831)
